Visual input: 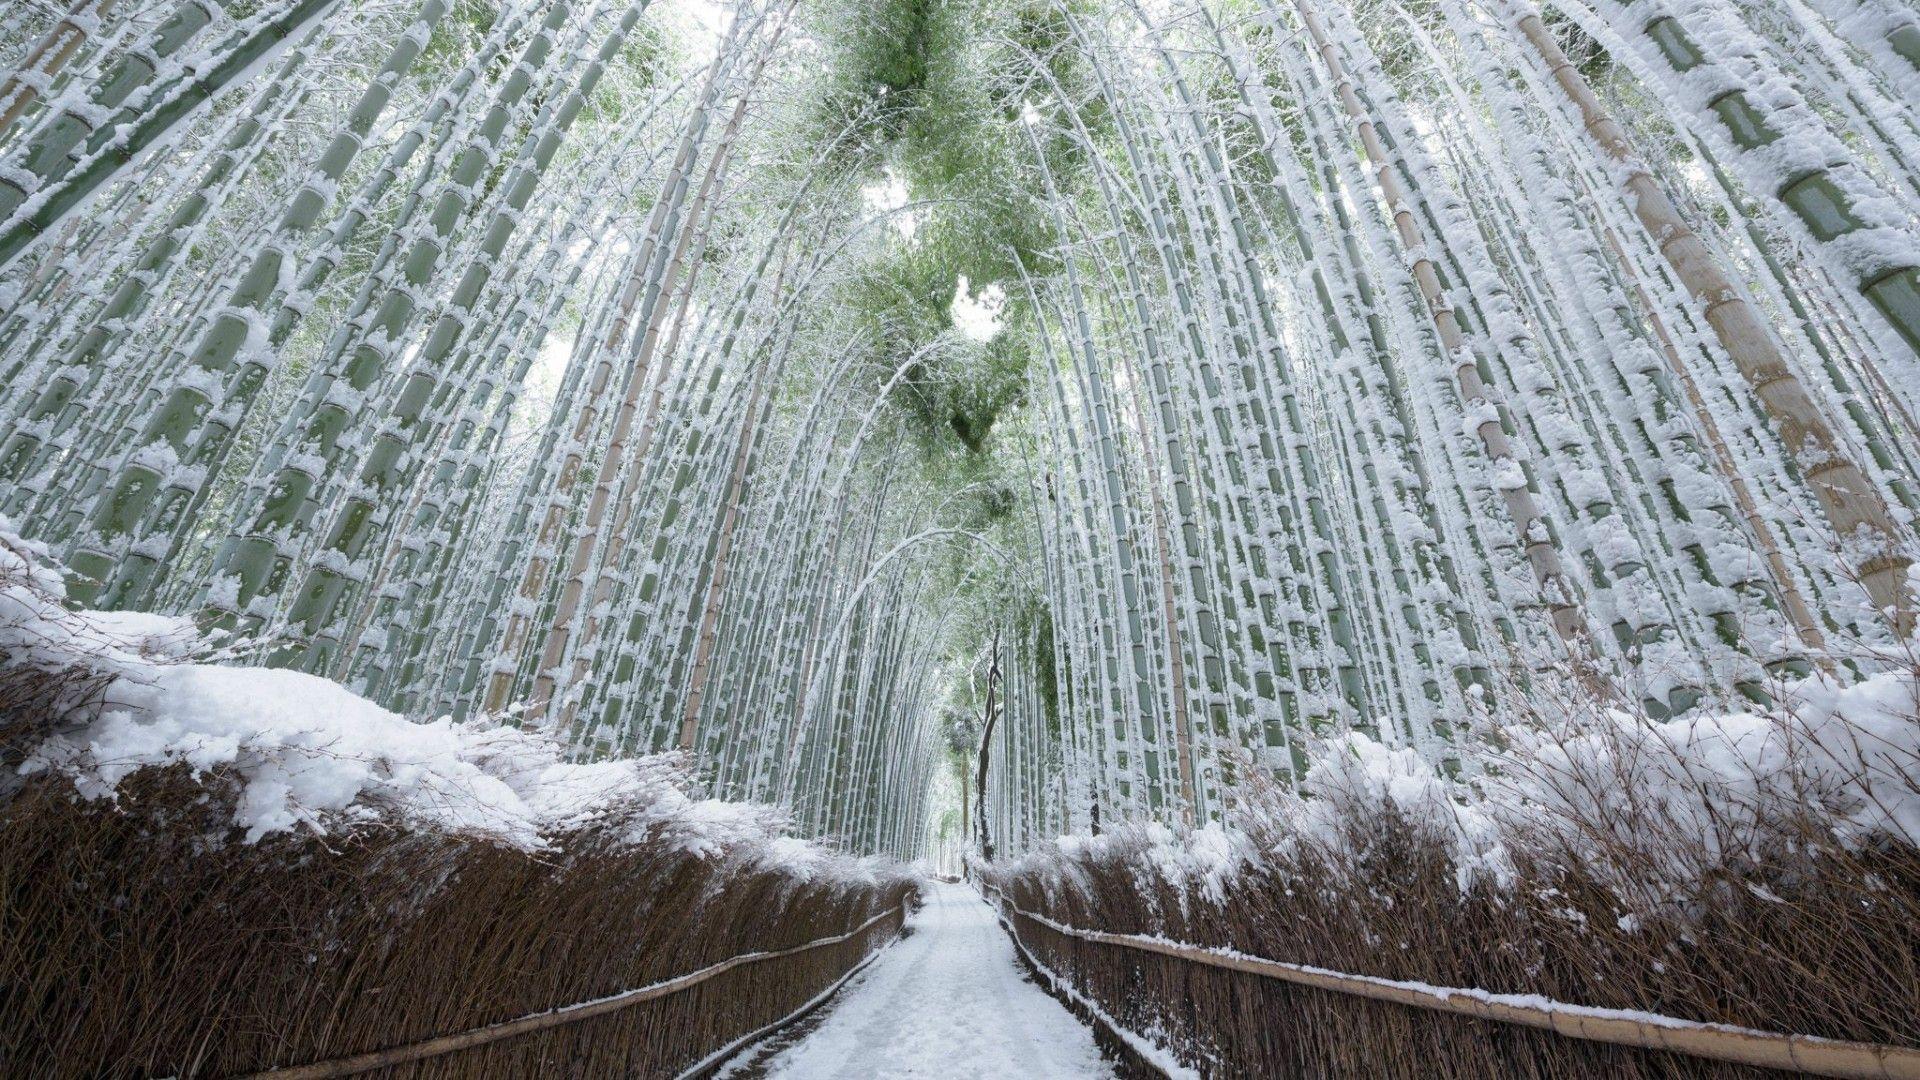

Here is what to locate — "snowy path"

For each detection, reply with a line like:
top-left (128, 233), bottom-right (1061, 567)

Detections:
top-left (752, 880), bottom-right (1113, 1079)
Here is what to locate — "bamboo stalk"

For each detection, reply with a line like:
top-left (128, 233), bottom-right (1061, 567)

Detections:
top-left (1505, 0), bottom-right (1912, 633)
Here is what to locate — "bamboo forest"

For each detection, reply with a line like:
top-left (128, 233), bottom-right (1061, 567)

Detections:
top-left (2, 0), bottom-right (1919, 1074)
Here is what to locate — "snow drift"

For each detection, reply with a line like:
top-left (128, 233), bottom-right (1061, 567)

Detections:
top-left (0, 514), bottom-right (917, 1078)
top-left (2, 512), bottom-right (868, 872)
top-left (987, 644), bottom-right (1920, 1077)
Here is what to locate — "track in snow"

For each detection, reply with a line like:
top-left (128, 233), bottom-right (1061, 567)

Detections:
top-left (737, 880), bottom-right (1113, 1079)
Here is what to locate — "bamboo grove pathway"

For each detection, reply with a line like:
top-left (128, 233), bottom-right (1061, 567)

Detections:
top-left (727, 882), bottom-right (1113, 1079)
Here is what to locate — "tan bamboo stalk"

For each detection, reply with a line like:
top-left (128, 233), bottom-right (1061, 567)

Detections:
top-left (677, 365), bottom-right (772, 751)
top-left (551, 207), bottom-right (738, 729)
top-left (517, 40), bottom-right (767, 720)
top-left (485, 51), bottom-right (735, 716)
top-left (543, 10), bottom-right (821, 728)
top-left (1291, 0), bottom-right (1601, 669)
top-left (482, 274), bottom-right (658, 714)
top-left (1505, 0), bottom-right (1913, 633)
top-left (0, 0), bottom-right (116, 139)
top-left (1579, 179), bottom-right (1829, 652)
top-left (487, 79), bottom-right (733, 711)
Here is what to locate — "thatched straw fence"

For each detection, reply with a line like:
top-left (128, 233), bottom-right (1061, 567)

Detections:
top-left (982, 813), bottom-right (1920, 1079)
top-left (0, 767), bottom-right (915, 1078)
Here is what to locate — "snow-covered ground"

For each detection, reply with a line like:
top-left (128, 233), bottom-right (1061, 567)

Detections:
top-left (753, 881), bottom-right (1112, 1079)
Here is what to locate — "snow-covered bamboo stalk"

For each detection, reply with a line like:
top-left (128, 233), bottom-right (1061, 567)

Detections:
top-left (1288, 0), bottom-right (1605, 685)
top-left (0, 0), bottom-right (120, 139)
top-left (1503, 0), bottom-right (1913, 633)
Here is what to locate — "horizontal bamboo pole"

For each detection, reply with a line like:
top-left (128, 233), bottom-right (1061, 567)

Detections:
top-left (988, 900), bottom-right (1180, 1076)
top-left (239, 900), bottom-right (909, 1080)
top-left (985, 888), bottom-right (1920, 1079)
top-left (672, 926), bottom-right (893, 1080)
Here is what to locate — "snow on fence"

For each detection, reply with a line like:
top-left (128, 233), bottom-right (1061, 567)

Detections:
top-left (0, 758), bottom-right (921, 1077)
top-left (984, 887), bottom-right (1920, 1079)
top-left (0, 523), bottom-right (919, 1077)
top-left (980, 662), bottom-right (1920, 1077)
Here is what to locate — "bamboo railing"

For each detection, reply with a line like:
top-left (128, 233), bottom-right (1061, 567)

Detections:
top-left (984, 887), bottom-right (1920, 1079)
top-left (241, 900), bottom-right (909, 1080)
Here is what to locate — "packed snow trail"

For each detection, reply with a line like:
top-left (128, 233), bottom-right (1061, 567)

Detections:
top-left (755, 881), bottom-right (1113, 1078)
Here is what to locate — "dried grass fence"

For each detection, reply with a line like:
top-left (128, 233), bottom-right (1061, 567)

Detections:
top-left (0, 766), bottom-right (915, 1078)
top-left (982, 815), bottom-right (1920, 1079)
top-left (988, 889), bottom-right (1920, 1079)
